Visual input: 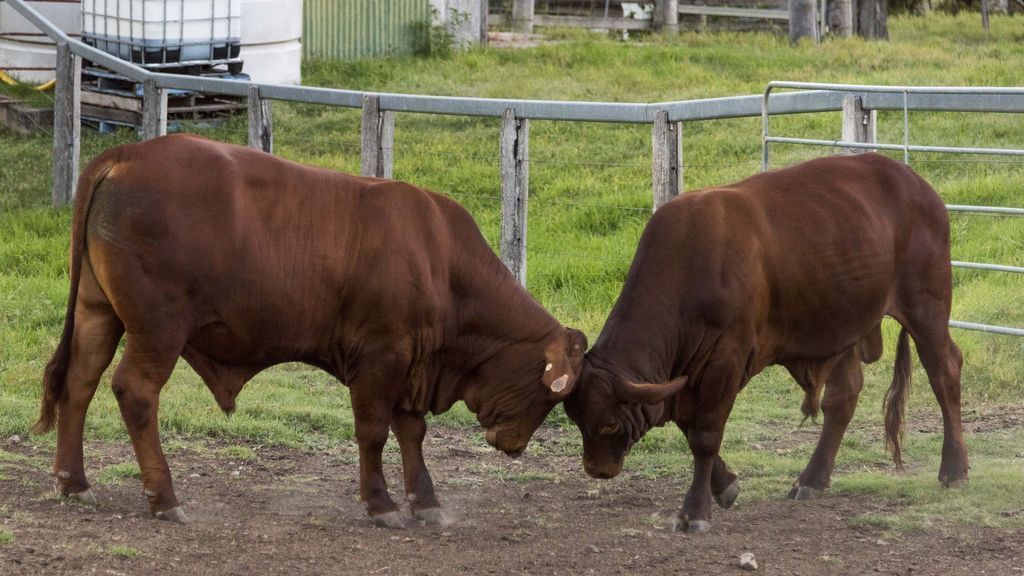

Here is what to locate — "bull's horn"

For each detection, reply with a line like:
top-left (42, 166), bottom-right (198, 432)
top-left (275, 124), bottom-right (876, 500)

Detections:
top-left (618, 376), bottom-right (688, 405)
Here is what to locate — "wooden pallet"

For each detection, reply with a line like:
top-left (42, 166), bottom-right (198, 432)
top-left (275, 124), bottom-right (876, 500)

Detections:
top-left (80, 65), bottom-right (249, 132)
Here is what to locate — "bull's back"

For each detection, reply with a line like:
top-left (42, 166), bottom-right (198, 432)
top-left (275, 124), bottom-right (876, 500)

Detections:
top-left (83, 135), bottom-right (454, 362)
top-left (655, 154), bottom-right (947, 359)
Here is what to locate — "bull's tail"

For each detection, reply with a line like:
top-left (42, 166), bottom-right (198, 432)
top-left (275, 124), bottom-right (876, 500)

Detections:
top-left (32, 154), bottom-right (119, 435)
top-left (883, 327), bottom-right (913, 470)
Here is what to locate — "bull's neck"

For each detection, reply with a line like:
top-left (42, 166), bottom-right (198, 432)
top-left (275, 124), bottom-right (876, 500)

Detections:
top-left (433, 251), bottom-right (561, 414)
top-left (449, 259), bottom-right (561, 374)
top-left (590, 269), bottom-right (693, 386)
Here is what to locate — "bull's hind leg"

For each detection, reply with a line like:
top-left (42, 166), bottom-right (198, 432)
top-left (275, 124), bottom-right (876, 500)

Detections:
top-left (901, 319), bottom-right (968, 487)
top-left (54, 275), bottom-right (124, 501)
top-left (111, 331), bottom-right (189, 522)
top-left (392, 410), bottom-right (450, 526)
top-left (895, 248), bottom-right (969, 487)
top-left (789, 347), bottom-right (863, 500)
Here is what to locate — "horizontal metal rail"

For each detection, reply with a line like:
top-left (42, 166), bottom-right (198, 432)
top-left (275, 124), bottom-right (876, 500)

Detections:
top-left (769, 81), bottom-right (1024, 96)
top-left (949, 321), bottom-right (1024, 337)
top-left (764, 136), bottom-right (1024, 157)
top-left (677, 6), bottom-right (790, 20)
top-left (946, 205), bottom-right (1024, 216)
top-left (952, 261), bottom-right (1024, 274)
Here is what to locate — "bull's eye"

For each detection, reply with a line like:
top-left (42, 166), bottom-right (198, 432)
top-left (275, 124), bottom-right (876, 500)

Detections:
top-left (599, 421), bottom-right (621, 436)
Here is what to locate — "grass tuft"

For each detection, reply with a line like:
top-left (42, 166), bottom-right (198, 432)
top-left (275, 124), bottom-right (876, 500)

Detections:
top-left (109, 545), bottom-right (140, 559)
top-left (94, 462), bottom-right (142, 485)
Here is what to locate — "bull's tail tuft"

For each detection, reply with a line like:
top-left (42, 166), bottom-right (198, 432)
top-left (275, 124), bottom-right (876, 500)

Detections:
top-left (33, 334), bottom-right (72, 434)
top-left (884, 327), bottom-right (913, 470)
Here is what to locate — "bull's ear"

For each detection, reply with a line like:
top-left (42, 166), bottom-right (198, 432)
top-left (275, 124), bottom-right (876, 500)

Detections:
top-left (617, 376), bottom-right (688, 405)
top-left (567, 328), bottom-right (587, 371)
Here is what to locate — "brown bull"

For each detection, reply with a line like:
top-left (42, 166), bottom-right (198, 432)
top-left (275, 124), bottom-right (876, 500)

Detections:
top-left (564, 153), bottom-right (968, 533)
top-left (36, 134), bottom-right (586, 527)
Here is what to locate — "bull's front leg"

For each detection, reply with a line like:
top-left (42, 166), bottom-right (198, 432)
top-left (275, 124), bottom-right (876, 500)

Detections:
top-left (675, 421), bottom-right (740, 509)
top-left (711, 456), bottom-right (740, 509)
top-left (349, 352), bottom-right (412, 529)
top-left (391, 410), bottom-right (451, 526)
top-left (350, 397), bottom-right (403, 528)
top-left (676, 370), bottom-right (741, 534)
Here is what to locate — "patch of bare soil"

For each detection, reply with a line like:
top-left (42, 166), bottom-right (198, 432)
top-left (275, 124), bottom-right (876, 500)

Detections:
top-left (1, 427), bottom-right (1021, 575)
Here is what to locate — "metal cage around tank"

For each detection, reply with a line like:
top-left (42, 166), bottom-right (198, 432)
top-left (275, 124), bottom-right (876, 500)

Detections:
top-left (80, 0), bottom-right (242, 67)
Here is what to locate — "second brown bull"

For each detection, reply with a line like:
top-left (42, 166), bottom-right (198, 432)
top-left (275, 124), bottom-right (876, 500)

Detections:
top-left (565, 153), bottom-right (968, 533)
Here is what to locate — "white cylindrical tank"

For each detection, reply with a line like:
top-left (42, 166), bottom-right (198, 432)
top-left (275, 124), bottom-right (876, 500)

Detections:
top-left (0, 0), bottom-right (300, 84)
top-left (0, 1), bottom-right (81, 84)
top-left (238, 0), bottom-right (300, 84)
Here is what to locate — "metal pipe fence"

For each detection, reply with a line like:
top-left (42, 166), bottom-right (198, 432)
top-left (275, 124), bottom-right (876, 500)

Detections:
top-left (5, 0), bottom-right (1022, 338)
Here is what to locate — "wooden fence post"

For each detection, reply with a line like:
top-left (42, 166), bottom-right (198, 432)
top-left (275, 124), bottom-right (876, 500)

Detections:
top-left (141, 78), bottom-right (167, 140)
top-left (654, 0), bottom-right (679, 33)
top-left (789, 0), bottom-right (818, 44)
top-left (841, 95), bottom-right (876, 154)
top-left (512, 0), bottom-right (535, 33)
top-left (500, 108), bottom-right (529, 286)
top-left (652, 110), bottom-right (680, 210)
top-left (52, 42), bottom-right (80, 208)
top-left (247, 85), bottom-right (273, 154)
top-left (480, 0), bottom-right (490, 44)
top-left (827, 0), bottom-right (853, 37)
top-left (360, 94), bottom-right (395, 178)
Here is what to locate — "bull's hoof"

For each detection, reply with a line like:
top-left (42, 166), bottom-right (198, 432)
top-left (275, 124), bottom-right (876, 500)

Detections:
top-left (714, 480), bottom-right (741, 510)
top-left (154, 506), bottom-right (190, 524)
top-left (944, 478), bottom-right (969, 489)
top-left (791, 485), bottom-right (823, 501)
top-left (371, 511), bottom-right (407, 529)
top-left (672, 517), bottom-right (711, 534)
top-left (414, 507), bottom-right (453, 527)
top-left (59, 488), bottom-right (98, 506)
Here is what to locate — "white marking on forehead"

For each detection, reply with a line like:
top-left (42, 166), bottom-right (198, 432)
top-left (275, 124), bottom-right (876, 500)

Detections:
top-left (545, 363), bottom-right (553, 372)
top-left (550, 374), bottom-right (569, 393)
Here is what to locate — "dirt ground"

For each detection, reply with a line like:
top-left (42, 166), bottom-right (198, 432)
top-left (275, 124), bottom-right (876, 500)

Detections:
top-left (2, 427), bottom-right (1022, 576)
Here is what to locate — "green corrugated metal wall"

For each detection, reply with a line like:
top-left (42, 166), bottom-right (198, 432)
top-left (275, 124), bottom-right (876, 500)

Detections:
top-left (304, 0), bottom-right (432, 61)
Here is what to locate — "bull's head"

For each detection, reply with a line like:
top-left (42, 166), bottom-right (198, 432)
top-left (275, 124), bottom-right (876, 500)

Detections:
top-left (475, 328), bottom-right (587, 458)
top-left (564, 359), bottom-right (687, 479)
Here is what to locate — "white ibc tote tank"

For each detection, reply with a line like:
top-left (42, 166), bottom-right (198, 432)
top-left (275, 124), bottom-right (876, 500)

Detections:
top-left (0, 0), bottom-right (300, 84)
top-left (80, 0), bottom-right (243, 66)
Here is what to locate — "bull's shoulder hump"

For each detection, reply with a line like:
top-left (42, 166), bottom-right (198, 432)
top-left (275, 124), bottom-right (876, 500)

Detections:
top-left (653, 187), bottom-right (746, 229)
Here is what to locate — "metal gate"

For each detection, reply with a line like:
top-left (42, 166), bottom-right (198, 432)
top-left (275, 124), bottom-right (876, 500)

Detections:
top-left (762, 81), bottom-right (1024, 337)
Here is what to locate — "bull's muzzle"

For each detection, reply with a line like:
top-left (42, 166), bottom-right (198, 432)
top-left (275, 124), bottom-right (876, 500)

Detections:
top-left (485, 426), bottom-right (527, 458)
top-left (583, 457), bottom-right (623, 480)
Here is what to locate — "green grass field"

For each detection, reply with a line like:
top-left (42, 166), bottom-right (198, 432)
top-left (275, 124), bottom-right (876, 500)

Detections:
top-left (2, 14), bottom-right (1023, 532)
